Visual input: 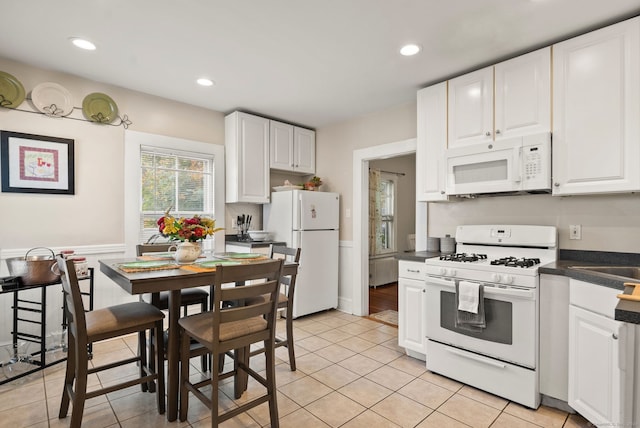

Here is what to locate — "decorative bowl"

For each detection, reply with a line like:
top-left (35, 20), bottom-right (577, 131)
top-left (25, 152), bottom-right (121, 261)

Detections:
top-left (248, 230), bottom-right (270, 241)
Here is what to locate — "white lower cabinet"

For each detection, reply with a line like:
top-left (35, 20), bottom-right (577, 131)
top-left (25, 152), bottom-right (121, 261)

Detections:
top-left (569, 279), bottom-right (635, 426)
top-left (398, 260), bottom-right (426, 360)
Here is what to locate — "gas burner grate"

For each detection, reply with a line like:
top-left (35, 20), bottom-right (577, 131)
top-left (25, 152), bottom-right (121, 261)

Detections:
top-left (440, 253), bottom-right (488, 263)
top-left (490, 257), bottom-right (541, 268)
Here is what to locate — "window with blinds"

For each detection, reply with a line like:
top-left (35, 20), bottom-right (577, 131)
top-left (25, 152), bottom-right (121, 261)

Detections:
top-left (378, 176), bottom-right (396, 253)
top-left (139, 145), bottom-right (214, 246)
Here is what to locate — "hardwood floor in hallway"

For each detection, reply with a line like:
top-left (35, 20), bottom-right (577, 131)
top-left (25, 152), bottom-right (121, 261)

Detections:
top-left (369, 282), bottom-right (398, 314)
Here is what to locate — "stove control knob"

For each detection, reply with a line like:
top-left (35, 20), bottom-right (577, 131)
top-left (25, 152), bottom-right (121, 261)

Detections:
top-left (492, 273), bottom-right (502, 283)
top-left (449, 269), bottom-right (457, 277)
top-left (503, 275), bottom-right (514, 284)
top-left (439, 268), bottom-right (447, 276)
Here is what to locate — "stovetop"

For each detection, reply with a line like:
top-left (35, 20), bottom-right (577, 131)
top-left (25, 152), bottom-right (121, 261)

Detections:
top-left (424, 225), bottom-right (558, 288)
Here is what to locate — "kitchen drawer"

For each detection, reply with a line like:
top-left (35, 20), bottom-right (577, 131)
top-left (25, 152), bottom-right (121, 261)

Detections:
top-left (569, 279), bottom-right (619, 319)
top-left (398, 260), bottom-right (426, 281)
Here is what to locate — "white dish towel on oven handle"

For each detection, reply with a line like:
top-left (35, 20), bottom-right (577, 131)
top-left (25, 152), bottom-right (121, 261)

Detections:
top-left (457, 281), bottom-right (480, 313)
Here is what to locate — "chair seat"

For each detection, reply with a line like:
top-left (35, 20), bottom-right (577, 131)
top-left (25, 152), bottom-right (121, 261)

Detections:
top-left (144, 288), bottom-right (209, 310)
top-left (86, 302), bottom-right (165, 342)
top-left (178, 311), bottom-right (267, 344)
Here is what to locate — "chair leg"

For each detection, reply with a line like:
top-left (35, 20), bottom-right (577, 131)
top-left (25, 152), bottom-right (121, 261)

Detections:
top-left (138, 330), bottom-right (151, 392)
top-left (59, 335), bottom-right (76, 418)
top-left (147, 328), bottom-right (157, 393)
top-left (285, 306), bottom-right (296, 371)
top-left (69, 338), bottom-right (89, 428)
top-left (211, 350), bottom-right (220, 426)
top-left (265, 338), bottom-right (279, 427)
top-left (179, 329), bottom-right (190, 422)
top-left (200, 299), bottom-right (208, 372)
top-left (154, 321), bottom-right (166, 414)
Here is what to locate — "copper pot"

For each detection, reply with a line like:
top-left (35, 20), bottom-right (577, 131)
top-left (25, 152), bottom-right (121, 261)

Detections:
top-left (5, 247), bottom-right (60, 286)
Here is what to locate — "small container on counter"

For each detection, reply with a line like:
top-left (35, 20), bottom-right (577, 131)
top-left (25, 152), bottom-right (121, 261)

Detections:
top-left (440, 235), bottom-right (456, 254)
top-left (59, 250), bottom-right (75, 259)
top-left (426, 237), bottom-right (440, 252)
top-left (69, 257), bottom-right (89, 278)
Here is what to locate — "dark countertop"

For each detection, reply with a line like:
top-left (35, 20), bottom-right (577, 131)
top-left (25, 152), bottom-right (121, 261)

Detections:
top-left (225, 235), bottom-right (286, 249)
top-left (395, 251), bottom-right (441, 262)
top-left (539, 249), bottom-right (640, 324)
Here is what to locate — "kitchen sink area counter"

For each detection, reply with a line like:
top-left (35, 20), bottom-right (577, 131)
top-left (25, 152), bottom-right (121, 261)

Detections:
top-left (538, 250), bottom-right (640, 324)
top-left (395, 251), bottom-right (440, 263)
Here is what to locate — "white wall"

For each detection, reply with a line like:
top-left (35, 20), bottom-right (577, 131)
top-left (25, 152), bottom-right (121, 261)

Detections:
top-left (0, 57), bottom-right (225, 346)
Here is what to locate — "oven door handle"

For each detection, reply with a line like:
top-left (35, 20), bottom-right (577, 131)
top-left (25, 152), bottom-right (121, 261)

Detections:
top-left (425, 276), bottom-right (535, 300)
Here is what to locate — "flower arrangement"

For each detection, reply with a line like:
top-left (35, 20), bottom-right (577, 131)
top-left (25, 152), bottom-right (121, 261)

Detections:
top-left (157, 210), bottom-right (224, 242)
top-left (304, 176), bottom-right (323, 190)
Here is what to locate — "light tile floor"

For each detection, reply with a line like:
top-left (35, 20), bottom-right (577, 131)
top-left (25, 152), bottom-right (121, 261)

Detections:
top-left (0, 309), bottom-right (595, 427)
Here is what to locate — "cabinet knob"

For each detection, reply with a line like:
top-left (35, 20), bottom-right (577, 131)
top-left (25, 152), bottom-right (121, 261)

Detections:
top-left (495, 129), bottom-right (501, 135)
top-left (440, 190), bottom-right (445, 194)
top-left (612, 333), bottom-right (618, 340)
top-left (554, 182), bottom-right (560, 187)
top-left (485, 131), bottom-right (491, 137)
top-left (422, 289), bottom-right (425, 293)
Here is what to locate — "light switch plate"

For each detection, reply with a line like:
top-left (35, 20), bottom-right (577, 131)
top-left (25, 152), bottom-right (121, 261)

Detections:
top-left (569, 224), bottom-right (581, 240)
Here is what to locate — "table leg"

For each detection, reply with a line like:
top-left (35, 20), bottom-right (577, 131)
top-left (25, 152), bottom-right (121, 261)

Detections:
top-left (166, 290), bottom-right (181, 422)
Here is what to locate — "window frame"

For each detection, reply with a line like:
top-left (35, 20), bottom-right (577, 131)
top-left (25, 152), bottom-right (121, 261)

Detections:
top-left (377, 172), bottom-right (397, 254)
top-left (124, 130), bottom-right (226, 257)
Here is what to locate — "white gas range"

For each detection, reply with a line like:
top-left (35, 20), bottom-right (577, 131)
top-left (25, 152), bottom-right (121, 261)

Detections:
top-left (423, 224), bottom-right (557, 409)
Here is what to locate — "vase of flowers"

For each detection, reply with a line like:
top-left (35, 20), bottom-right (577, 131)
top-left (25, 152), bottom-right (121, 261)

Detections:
top-left (157, 210), bottom-right (224, 264)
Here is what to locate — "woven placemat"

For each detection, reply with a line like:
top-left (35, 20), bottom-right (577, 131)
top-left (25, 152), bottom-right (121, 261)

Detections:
top-left (118, 264), bottom-right (180, 273)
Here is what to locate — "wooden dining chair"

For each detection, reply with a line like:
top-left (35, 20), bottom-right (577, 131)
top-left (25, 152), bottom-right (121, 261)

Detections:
top-left (56, 256), bottom-right (165, 428)
top-left (178, 259), bottom-right (283, 426)
top-left (136, 243), bottom-right (210, 372)
top-left (249, 245), bottom-right (301, 371)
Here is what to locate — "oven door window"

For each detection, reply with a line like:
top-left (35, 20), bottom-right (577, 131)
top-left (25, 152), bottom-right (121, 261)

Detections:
top-left (440, 290), bottom-right (512, 344)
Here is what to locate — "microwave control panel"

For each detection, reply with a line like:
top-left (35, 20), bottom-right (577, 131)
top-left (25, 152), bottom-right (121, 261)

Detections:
top-left (521, 141), bottom-right (551, 189)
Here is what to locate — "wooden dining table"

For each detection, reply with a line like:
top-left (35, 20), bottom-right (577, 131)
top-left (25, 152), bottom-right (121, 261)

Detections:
top-left (99, 255), bottom-right (298, 422)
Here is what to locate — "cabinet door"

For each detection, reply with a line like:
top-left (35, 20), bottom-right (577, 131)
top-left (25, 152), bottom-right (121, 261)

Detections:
top-left (416, 83), bottom-right (448, 201)
top-left (398, 277), bottom-right (426, 355)
top-left (568, 305), bottom-right (633, 426)
top-left (494, 47), bottom-right (551, 140)
top-left (270, 120), bottom-right (294, 171)
top-left (448, 67), bottom-right (493, 147)
top-left (293, 127), bottom-right (315, 174)
top-left (553, 18), bottom-right (640, 195)
top-left (225, 112), bottom-right (270, 203)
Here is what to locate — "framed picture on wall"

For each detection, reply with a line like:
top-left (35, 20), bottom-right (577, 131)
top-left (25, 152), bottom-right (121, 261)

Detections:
top-left (1, 131), bottom-right (75, 194)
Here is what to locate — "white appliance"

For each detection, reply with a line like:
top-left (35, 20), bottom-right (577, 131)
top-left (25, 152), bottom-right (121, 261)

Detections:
top-left (263, 190), bottom-right (339, 318)
top-left (424, 224), bottom-right (557, 409)
top-left (445, 132), bottom-right (551, 196)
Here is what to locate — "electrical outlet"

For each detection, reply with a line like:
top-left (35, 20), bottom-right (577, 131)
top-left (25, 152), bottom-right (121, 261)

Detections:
top-left (569, 224), bottom-right (582, 240)
top-left (231, 218), bottom-right (237, 228)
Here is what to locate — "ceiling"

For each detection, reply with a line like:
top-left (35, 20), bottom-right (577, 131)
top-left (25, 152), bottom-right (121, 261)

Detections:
top-left (1, 1), bottom-right (639, 128)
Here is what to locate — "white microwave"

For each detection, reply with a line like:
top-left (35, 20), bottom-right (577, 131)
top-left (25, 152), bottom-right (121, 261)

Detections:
top-left (445, 133), bottom-right (551, 196)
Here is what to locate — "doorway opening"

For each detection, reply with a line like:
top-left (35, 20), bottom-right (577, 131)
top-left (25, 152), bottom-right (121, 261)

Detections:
top-left (352, 138), bottom-right (419, 317)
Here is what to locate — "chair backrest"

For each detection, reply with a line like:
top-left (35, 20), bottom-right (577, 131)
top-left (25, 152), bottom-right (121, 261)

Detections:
top-left (213, 259), bottom-right (283, 352)
top-left (136, 243), bottom-right (172, 256)
top-left (270, 246), bottom-right (301, 298)
top-left (56, 256), bottom-right (88, 348)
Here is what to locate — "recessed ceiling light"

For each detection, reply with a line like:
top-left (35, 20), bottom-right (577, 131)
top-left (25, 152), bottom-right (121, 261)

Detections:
top-left (400, 44), bottom-right (421, 56)
top-left (196, 78), bottom-right (215, 87)
top-left (70, 38), bottom-right (96, 51)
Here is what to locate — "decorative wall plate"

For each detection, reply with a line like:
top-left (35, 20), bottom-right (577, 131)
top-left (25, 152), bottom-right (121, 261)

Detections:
top-left (82, 92), bottom-right (118, 123)
top-left (31, 82), bottom-right (74, 116)
top-left (0, 71), bottom-right (26, 108)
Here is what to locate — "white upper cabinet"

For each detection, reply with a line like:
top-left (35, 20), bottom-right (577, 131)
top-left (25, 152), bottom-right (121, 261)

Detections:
top-left (293, 127), bottom-right (316, 174)
top-left (416, 82), bottom-right (448, 201)
top-left (448, 67), bottom-right (493, 147)
top-left (448, 47), bottom-right (551, 148)
top-left (269, 120), bottom-right (315, 174)
top-left (225, 112), bottom-right (270, 203)
top-left (494, 47), bottom-right (551, 139)
top-left (552, 17), bottom-right (640, 195)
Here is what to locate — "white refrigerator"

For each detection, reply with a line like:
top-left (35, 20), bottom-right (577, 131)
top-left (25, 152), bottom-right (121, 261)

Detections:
top-left (263, 190), bottom-right (339, 318)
